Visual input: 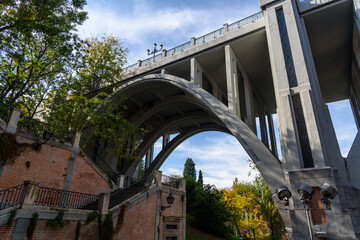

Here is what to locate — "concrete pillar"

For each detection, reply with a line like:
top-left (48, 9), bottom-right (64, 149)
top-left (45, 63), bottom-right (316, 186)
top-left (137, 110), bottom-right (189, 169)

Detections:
top-left (223, 23), bottom-right (229, 32)
top-left (98, 192), bottom-right (110, 214)
top-left (162, 134), bottom-right (170, 148)
top-left (161, 68), bottom-right (169, 74)
top-left (267, 112), bottom-right (278, 157)
top-left (145, 144), bottom-right (154, 170)
top-left (258, 101), bottom-right (269, 147)
top-left (63, 132), bottom-right (81, 191)
top-left (190, 58), bottom-right (202, 86)
top-left (243, 75), bottom-right (256, 132)
top-left (117, 175), bottom-right (126, 189)
top-left (6, 108), bottom-right (21, 134)
top-left (154, 170), bottom-right (162, 186)
top-left (20, 181), bottom-right (38, 209)
top-left (191, 37), bottom-right (196, 46)
top-left (224, 45), bottom-right (240, 117)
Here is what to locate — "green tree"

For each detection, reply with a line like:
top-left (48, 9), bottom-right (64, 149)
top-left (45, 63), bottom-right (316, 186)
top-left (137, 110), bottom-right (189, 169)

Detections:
top-left (137, 160), bottom-right (144, 180)
top-left (197, 170), bottom-right (203, 187)
top-left (183, 158), bottom-right (196, 179)
top-left (45, 36), bottom-right (142, 158)
top-left (0, 0), bottom-right (87, 115)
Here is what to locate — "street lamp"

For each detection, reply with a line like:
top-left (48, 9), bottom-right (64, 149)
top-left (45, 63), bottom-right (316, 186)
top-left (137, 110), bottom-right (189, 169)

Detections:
top-left (161, 193), bottom-right (175, 211)
top-left (298, 184), bottom-right (315, 240)
top-left (147, 43), bottom-right (163, 57)
top-left (277, 186), bottom-right (291, 206)
top-left (320, 183), bottom-right (338, 210)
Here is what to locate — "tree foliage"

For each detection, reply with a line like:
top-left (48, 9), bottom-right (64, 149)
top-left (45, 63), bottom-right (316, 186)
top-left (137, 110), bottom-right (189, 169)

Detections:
top-left (183, 158), bottom-right (196, 179)
top-left (0, 0), bottom-right (87, 116)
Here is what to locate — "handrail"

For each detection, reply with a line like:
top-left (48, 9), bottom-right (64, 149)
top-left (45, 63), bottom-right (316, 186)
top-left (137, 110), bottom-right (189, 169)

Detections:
top-left (79, 137), bottom-right (119, 183)
top-left (109, 173), bottom-right (155, 209)
top-left (34, 186), bottom-right (100, 210)
top-left (122, 11), bottom-right (264, 73)
top-left (0, 184), bottom-right (24, 210)
top-left (17, 115), bottom-right (74, 144)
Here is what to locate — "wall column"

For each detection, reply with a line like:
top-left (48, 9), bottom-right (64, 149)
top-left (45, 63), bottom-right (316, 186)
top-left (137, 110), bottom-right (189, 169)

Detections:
top-left (225, 45), bottom-right (240, 117)
top-left (145, 144), bottom-right (154, 170)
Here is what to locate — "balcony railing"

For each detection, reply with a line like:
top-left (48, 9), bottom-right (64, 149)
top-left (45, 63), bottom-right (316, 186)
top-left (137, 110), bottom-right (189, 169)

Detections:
top-left (34, 186), bottom-right (100, 210)
top-left (122, 11), bottom-right (264, 73)
top-left (0, 184), bottom-right (24, 211)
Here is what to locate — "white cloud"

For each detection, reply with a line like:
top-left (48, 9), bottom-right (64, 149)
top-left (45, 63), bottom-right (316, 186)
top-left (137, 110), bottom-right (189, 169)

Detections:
top-left (161, 133), bottom-right (253, 188)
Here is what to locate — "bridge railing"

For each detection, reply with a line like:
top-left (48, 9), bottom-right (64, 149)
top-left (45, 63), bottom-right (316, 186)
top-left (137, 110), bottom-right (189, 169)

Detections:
top-left (165, 41), bottom-right (191, 57)
top-left (195, 28), bottom-right (224, 45)
top-left (122, 11), bottom-right (264, 72)
top-left (161, 174), bottom-right (181, 189)
top-left (228, 11), bottom-right (263, 31)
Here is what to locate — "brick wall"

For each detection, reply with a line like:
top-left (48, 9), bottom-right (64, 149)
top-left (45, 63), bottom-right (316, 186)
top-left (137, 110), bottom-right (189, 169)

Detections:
top-left (0, 219), bottom-right (17, 240)
top-left (0, 135), bottom-right (109, 195)
top-left (70, 155), bottom-right (110, 195)
top-left (28, 220), bottom-right (98, 240)
top-left (113, 188), bottom-right (185, 240)
top-left (0, 137), bottom-right (69, 189)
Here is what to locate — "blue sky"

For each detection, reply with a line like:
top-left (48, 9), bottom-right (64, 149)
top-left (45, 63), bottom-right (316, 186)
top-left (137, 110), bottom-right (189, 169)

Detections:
top-left (78, 0), bottom-right (358, 188)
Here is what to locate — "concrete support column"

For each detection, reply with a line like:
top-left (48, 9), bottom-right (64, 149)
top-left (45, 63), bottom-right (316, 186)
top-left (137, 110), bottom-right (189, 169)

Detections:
top-left (243, 76), bottom-right (256, 132)
top-left (224, 45), bottom-right (240, 116)
top-left (20, 181), bottom-right (38, 209)
top-left (98, 192), bottom-right (110, 214)
top-left (162, 134), bottom-right (170, 148)
top-left (190, 58), bottom-right (202, 86)
top-left (145, 144), bottom-right (154, 170)
top-left (267, 112), bottom-right (278, 157)
top-left (154, 170), bottom-right (162, 186)
top-left (6, 108), bottom-right (21, 134)
top-left (258, 101), bottom-right (269, 147)
top-left (117, 175), bottom-right (126, 189)
top-left (63, 132), bottom-right (81, 191)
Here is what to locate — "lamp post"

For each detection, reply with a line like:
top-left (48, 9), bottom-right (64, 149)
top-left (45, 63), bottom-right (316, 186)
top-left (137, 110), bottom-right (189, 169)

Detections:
top-left (147, 43), bottom-right (163, 57)
top-left (276, 183), bottom-right (338, 240)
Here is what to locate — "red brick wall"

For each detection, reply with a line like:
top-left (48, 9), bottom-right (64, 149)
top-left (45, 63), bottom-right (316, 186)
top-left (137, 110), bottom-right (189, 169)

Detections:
top-left (0, 219), bottom-right (17, 240)
top-left (70, 155), bottom-right (110, 194)
top-left (0, 135), bottom-right (109, 195)
top-left (31, 220), bottom-right (98, 240)
top-left (0, 137), bottom-right (69, 189)
top-left (113, 188), bottom-right (185, 240)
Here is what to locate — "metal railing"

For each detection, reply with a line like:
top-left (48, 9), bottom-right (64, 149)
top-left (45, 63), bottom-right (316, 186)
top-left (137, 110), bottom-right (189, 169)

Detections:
top-left (109, 173), bottom-right (155, 209)
top-left (161, 174), bottom-right (181, 189)
top-left (140, 53), bottom-right (162, 67)
top-left (34, 186), bottom-right (100, 209)
top-left (122, 11), bottom-right (264, 73)
top-left (0, 101), bottom-right (11, 122)
top-left (165, 41), bottom-right (191, 56)
top-left (79, 137), bottom-right (119, 183)
top-left (123, 63), bottom-right (138, 72)
top-left (228, 11), bottom-right (263, 31)
top-left (195, 27), bottom-right (224, 45)
top-left (0, 184), bottom-right (24, 210)
top-left (17, 116), bottom-right (74, 144)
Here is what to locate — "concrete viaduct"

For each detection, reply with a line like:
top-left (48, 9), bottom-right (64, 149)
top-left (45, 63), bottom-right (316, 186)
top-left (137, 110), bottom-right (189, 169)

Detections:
top-left (95, 0), bottom-right (360, 239)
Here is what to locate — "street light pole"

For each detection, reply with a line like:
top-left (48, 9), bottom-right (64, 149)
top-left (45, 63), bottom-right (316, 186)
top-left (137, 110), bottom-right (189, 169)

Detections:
top-left (147, 43), bottom-right (163, 57)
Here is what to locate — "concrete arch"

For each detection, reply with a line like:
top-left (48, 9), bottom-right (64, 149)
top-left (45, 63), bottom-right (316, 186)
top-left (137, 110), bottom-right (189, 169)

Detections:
top-left (117, 73), bottom-right (285, 192)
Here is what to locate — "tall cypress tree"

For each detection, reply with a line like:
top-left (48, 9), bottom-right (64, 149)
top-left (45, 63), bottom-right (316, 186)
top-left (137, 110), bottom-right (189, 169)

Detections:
top-left (197, 170), bottom-right (203, 187)
top-left (183, 158), bottom-right (196, 179)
